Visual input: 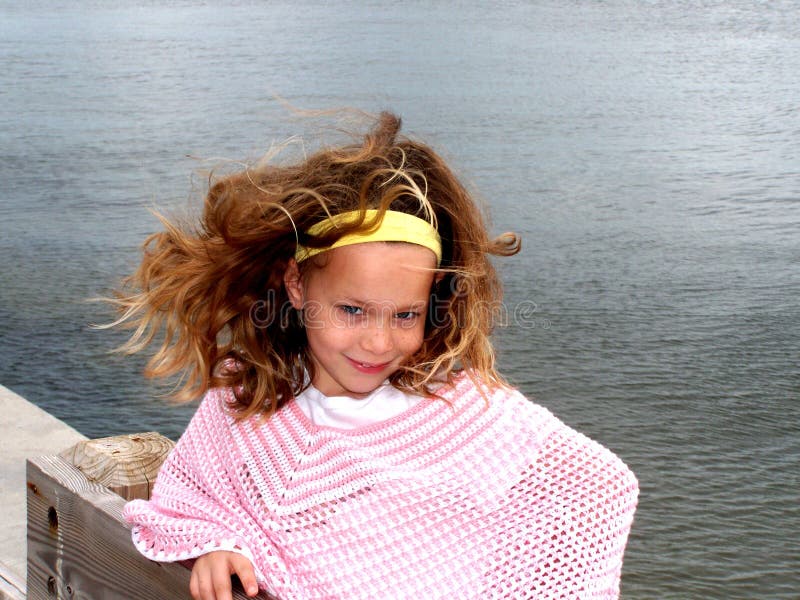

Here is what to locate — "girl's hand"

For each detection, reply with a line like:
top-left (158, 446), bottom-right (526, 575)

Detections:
top-left (190, 551), bottom-right (259, 600)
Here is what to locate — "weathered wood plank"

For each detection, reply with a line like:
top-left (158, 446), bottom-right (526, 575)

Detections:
top-left (0, 383), bottom-right (87, 597)
top-left (27, 454), bottom-right (268, 599)
top-left (0, 562), bottom-right (25, 600)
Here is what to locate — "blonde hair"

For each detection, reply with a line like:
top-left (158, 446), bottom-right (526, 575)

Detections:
top-left (108, 112), bottom-right (520, 418)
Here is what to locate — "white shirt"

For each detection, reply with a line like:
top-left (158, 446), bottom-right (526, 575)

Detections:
top-left (293, 382), bottom-right (423, 429)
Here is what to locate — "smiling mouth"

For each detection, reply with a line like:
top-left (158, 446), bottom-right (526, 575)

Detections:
top-left (347, 357), bottom-right (391, 371)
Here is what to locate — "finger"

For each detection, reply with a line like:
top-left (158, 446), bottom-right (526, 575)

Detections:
top-left (191, 558), bottom-right (217, 600)
top-left (189, 568), bottom-right (201, 600)
top-left (192, 560), bottom-right (220, 600)
top-left (211, 557), bottom-right (235, 600)
top-left (230, 554), bottom-right (259, 597)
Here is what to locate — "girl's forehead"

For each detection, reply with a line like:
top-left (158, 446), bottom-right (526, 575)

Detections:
top-left (307, 242), bottom-right (437, 297)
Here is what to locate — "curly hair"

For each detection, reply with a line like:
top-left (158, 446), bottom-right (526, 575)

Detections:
top-left (108, 112), bottom-right (520, 418)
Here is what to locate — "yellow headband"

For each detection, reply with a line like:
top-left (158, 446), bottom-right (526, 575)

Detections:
top-left (295, 209), bottom-right (442, 265)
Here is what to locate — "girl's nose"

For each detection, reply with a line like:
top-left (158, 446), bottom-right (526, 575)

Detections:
top-left (361, 322), bottom-right (394, 355)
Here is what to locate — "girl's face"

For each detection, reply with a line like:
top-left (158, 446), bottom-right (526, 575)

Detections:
top-left (284, 242), bottom-right (438, 398)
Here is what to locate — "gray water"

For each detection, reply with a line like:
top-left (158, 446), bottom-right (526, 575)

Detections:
top-left (1, 1), bottom-right (798, 597)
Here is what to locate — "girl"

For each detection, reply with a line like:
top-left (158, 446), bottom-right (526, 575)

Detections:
top-left (118, 113), bottom-right (638, 599)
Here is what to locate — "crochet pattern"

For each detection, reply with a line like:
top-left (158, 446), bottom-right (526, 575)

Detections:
top-left (124, 374), bottom-right (638, 599)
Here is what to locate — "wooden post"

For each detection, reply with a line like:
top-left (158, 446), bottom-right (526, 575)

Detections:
top-left (59, 432), bottom-right (175, 501)
top-left (27, 434), bottom-right (267, 599)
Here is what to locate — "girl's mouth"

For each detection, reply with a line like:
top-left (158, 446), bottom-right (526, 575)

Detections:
top-left (347, 357), bottom-right (391, 373)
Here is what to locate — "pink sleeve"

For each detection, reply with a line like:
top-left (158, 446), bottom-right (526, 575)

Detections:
top-left (498, 398), bottom-right (639, 598)
top-left (122, 389), bottom-right (275, 586)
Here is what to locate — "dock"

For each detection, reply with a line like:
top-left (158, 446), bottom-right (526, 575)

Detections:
top-left (0, 384), bottom-right (86, 599)
top-left (0, 384), bottom-right (264, 599)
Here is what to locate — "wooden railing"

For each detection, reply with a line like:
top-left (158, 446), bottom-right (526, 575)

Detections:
top-left (26, 433), bottom-right (265, 599)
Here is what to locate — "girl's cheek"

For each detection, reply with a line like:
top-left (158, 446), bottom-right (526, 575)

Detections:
top-left (402, 325), bottom-right (426, 351)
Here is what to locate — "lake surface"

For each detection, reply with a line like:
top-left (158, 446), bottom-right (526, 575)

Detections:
top-left (1, 1), bottom-right (798, 597)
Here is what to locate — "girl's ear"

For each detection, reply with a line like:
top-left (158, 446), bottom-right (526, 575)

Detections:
top-left (283, 258), bottom-right (305, 309)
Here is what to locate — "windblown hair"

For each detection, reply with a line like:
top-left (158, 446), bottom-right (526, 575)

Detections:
top-left (109, 112), bottom-right (520, 418)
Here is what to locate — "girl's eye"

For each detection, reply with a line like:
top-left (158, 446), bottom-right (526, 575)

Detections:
top-left (395, 311), bottom-right (419, 320)
top-left (339, 305), bottom-right (363, 315)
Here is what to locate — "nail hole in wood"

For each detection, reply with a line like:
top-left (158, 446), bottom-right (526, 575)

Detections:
top-left (48, 506), bottom-right (58, 533)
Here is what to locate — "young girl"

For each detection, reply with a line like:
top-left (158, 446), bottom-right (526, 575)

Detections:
top-left (118, 113), bottom-right (638, 600)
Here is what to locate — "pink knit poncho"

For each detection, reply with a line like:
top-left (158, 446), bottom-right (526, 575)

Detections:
top-left (124, 373), bottom-right (638, 599)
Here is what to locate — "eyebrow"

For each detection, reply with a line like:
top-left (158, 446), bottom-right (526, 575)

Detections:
top-left (340, 297), bottom-right (427, 309)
